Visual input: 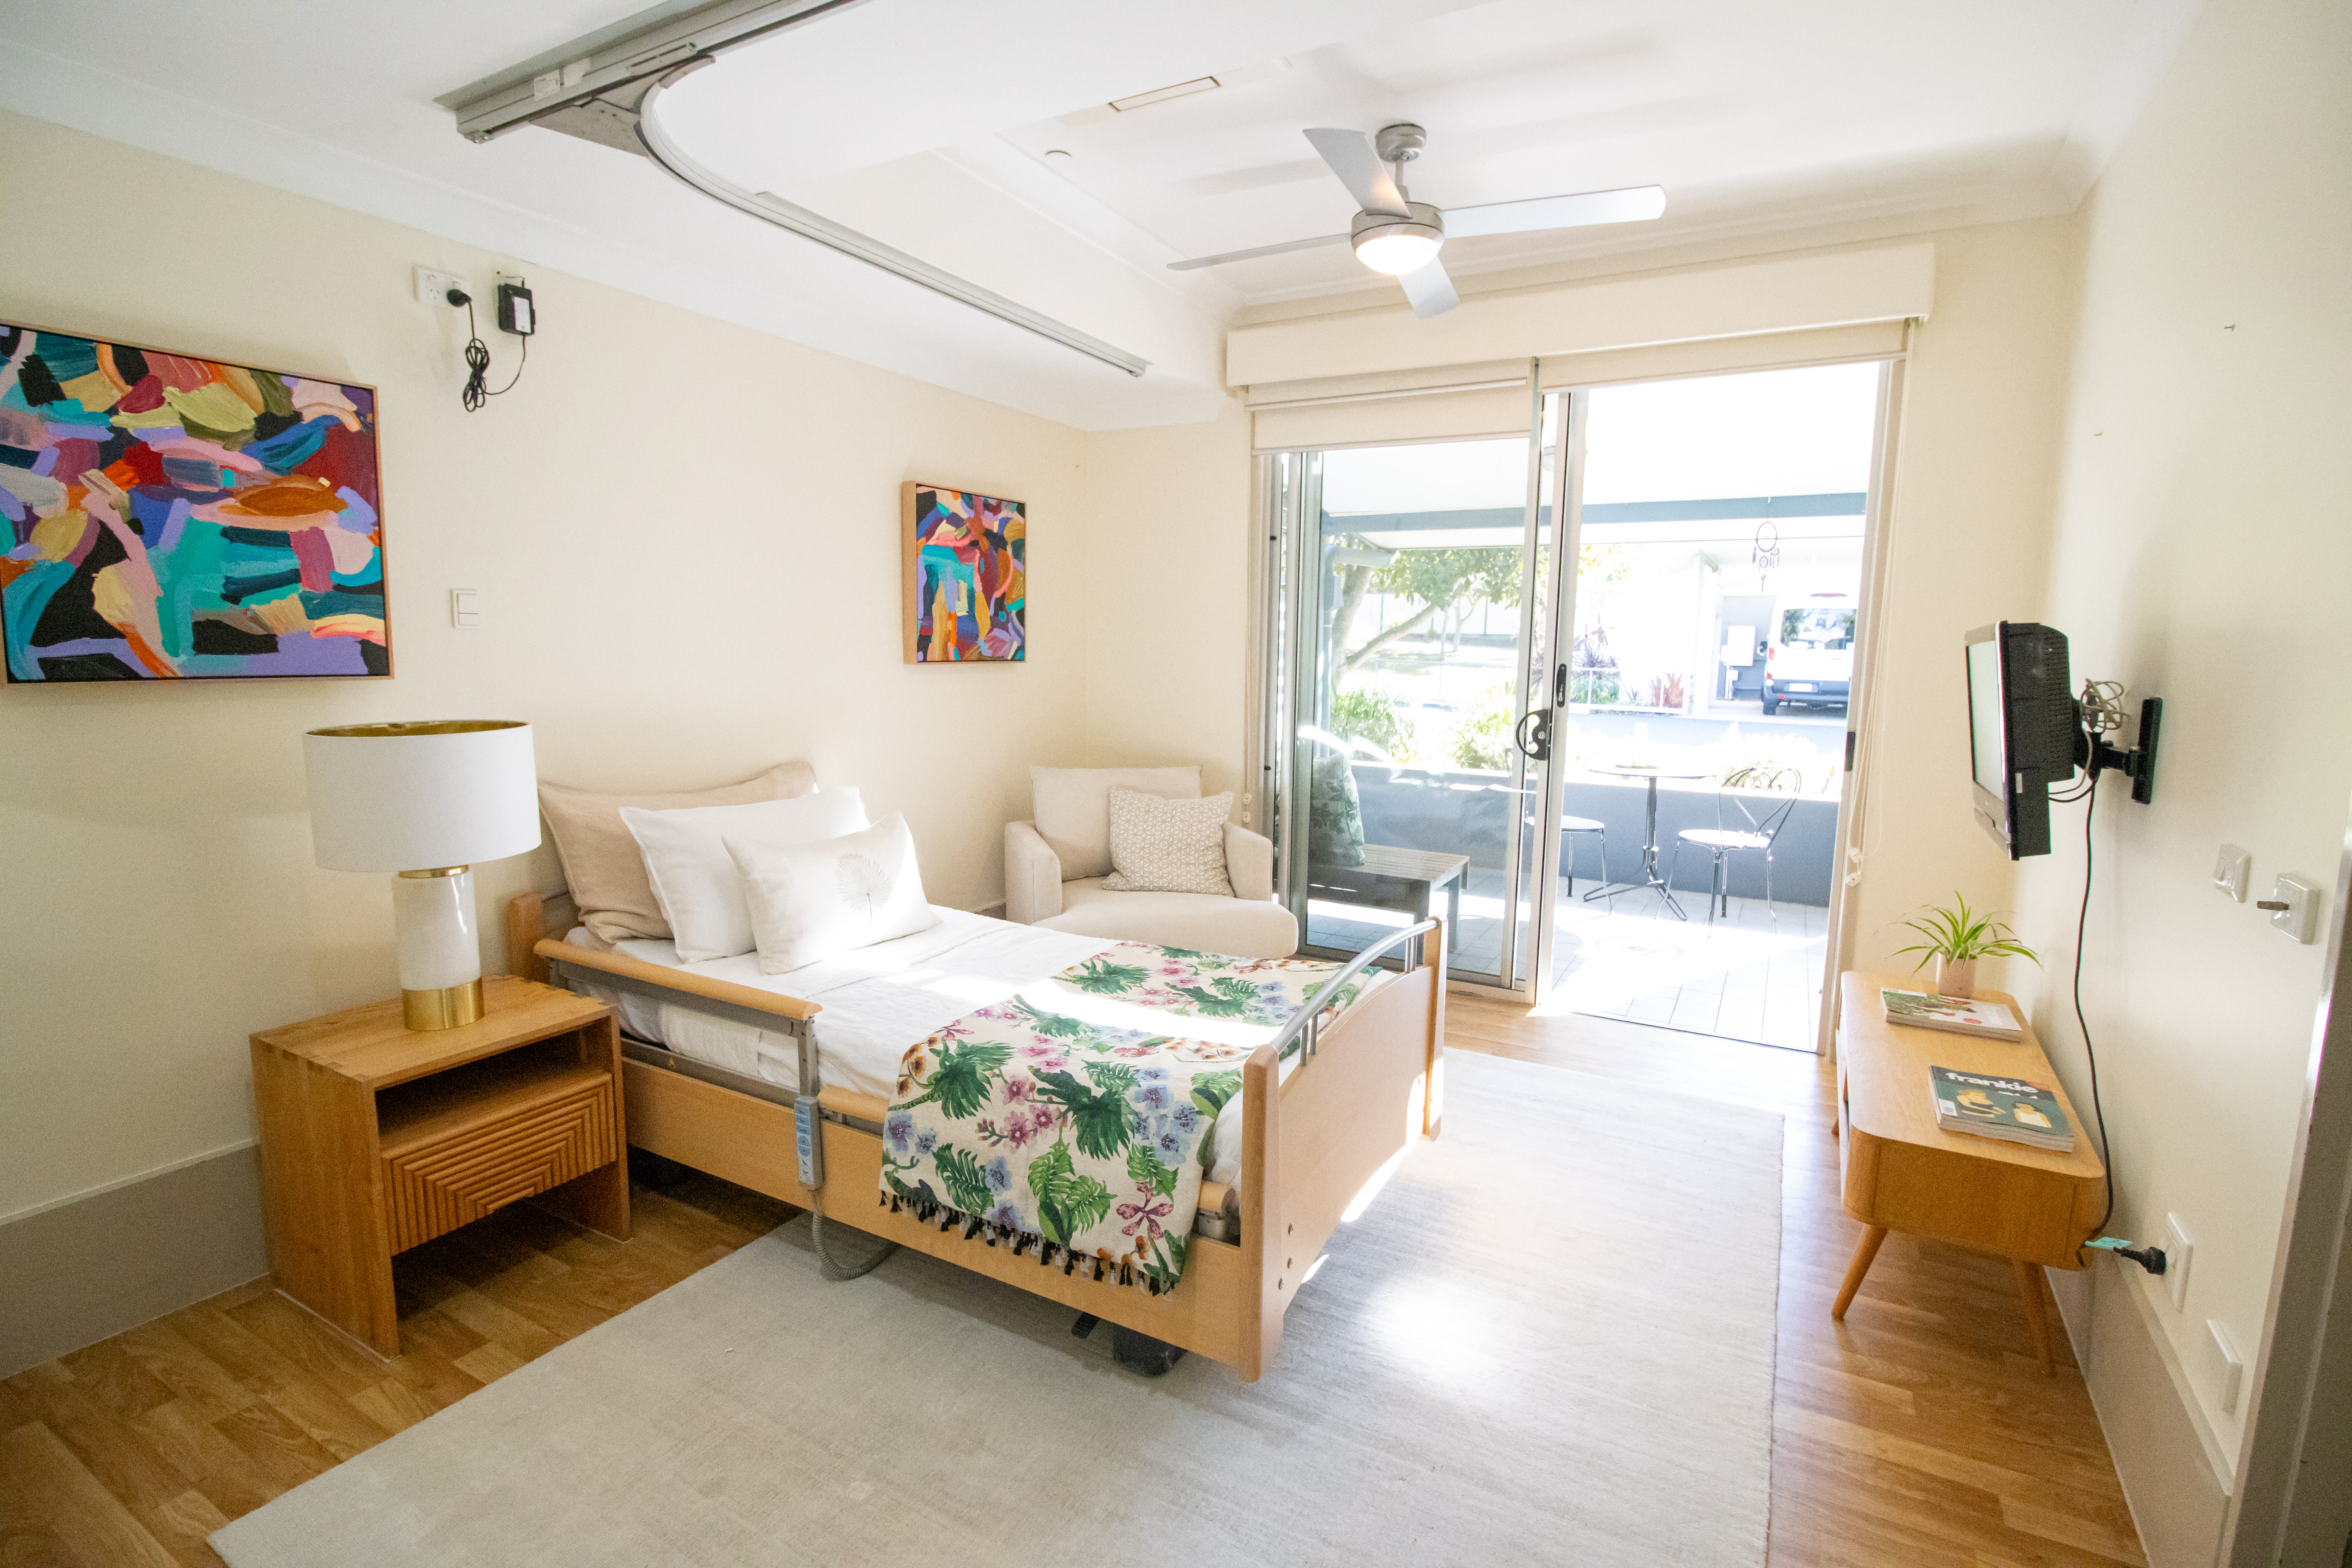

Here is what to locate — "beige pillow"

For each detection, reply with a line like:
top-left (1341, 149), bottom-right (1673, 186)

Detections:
top-left (1102, 786), bottom-right (1234, 896)
top-left (1030, 765), bottom-right (1200, 881)
top-left (539, 760), bottom-right (816, 942)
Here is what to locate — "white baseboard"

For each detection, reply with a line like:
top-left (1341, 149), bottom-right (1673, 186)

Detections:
top-left (2050, 1256), bottom-right (2231, 1568)
top-left (0, 1143), bottom-right (269, 1377)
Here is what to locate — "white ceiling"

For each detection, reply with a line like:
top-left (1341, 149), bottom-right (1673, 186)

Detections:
top-left (0, 0), bottom-right (2196, 430)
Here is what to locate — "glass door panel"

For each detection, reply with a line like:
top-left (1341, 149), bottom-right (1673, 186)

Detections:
top-left (1546, 361), bottom-right (1883, 1050)
top-left (1287, 433), bottom-right (1541, 987)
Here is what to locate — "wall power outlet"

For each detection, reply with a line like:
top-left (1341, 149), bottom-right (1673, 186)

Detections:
top-left (413, 266), bottom-right (467, 307)
top-left (2164, 1212), bottom-right (2194, 1311)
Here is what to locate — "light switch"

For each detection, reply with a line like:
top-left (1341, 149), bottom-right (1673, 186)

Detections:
top-left (2207, 1319), bottom-right (2244, 1414)
top-left (450, 588), bottom-right (481, 629)
top-left (2270, 875), bottom-right (2321, 943)
top-left (2213, 844), bottom-right (2251, 901)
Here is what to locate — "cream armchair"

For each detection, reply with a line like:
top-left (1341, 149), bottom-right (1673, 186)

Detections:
top-left (1005, 766), bottom-right (1298, 958)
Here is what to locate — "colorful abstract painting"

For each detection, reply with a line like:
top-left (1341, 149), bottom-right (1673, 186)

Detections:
top-left (1, 322), bottom-right (386, 682)
top-left (902, 482), bottom-right (1024, 663)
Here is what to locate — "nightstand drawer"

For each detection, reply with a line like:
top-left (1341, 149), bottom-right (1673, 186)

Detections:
top-left (382, 1075), bottom-right (617, 1253)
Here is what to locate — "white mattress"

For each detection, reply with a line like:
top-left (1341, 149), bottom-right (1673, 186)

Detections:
top-left (567, 908), bottom-right (1114, 1102)
top-left (565, 907), bottom-right (1332, 1190)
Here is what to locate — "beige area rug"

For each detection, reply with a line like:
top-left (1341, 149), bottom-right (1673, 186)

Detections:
top-left (212, 1052), bottom-right (1783, 1567)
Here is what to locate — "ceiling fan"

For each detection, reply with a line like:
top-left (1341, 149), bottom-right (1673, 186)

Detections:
top-left (1168, 123), bottom-right (1666, 319)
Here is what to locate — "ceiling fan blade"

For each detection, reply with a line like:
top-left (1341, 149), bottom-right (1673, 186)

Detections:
top-left (1167, 232), bottom-right (1349, 272)
top-left (1442, 185), bottom-right (1667, 239)
top-left (1397, 255), bottom-right (1459, 319)
top-left (1303, 127), bottom-right (1408, 216)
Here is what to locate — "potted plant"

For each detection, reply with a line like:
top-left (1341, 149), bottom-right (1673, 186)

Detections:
top-left (1893, 892), bottom-right (2039, 999)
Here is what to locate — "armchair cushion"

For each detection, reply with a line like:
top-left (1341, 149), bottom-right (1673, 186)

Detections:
top-left (1039, 879), bottom-right (1298, 959)
top-left (1030, 765), bottom-right (1199, 881)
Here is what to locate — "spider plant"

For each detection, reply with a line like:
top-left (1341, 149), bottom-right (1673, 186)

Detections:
top-left (1892, 892), bottom-right (2040, 969)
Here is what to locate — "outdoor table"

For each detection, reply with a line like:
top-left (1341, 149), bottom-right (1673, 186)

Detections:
top-left (1583, 764), bottom-right (1709, 918)
top-left (1305, 843), bottom-right (1468, 961)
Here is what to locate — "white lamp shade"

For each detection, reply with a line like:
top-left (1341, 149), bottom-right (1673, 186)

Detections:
top-left (303, 721), bottom-right (541, 871)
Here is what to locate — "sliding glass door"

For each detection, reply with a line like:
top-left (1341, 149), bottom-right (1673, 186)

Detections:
top-left (1263, 392), bottom-right (1571, 994)
top-left (1261, 359), bottom-right (1889, 1029)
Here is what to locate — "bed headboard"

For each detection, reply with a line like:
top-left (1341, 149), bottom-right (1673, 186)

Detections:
top-left (505, 889), bottom-right (580, 984)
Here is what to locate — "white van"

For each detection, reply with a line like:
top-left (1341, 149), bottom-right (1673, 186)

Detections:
top-left (1762, 592), bottom-right (1856, 714)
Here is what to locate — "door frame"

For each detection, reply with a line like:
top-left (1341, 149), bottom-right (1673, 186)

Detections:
top-left (1816, 353), bottom-right (1908, 1055)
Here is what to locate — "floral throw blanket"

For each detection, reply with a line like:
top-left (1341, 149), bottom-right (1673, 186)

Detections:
top-left (878, 942), bottom-right (1382, 1295)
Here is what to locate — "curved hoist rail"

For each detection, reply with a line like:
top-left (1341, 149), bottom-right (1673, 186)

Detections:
top-left (630, 65), bottom-right (1147, 377)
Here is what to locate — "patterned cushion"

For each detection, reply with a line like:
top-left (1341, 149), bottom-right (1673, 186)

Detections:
top-left (1030, 765), bottom-right (1200, 881)
top-left (1101, 787), bottom-right (1234, 896)
top-left (1306, 748), bottom-right (1366, 868)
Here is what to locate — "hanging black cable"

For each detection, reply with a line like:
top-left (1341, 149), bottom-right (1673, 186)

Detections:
top-left (453, 292), bottom-right (526, 413)
top-left (2072, 771), bottom-right (2116, 1229)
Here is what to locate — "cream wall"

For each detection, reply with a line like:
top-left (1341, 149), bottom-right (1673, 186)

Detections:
top-left (1840, 215), bottom-right (2080, 974)
top-left (1076, 401), bottom-right (1255, 804)
top-left (2011, 0), bottom-right (2352, 1493)
top-left (0, 111), bottom-right (1090, 1218)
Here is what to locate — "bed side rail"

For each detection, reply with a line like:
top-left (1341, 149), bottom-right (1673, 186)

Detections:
top-left (535, 938), bottom-right (821, 1024)
top-left (1269, 917), bottom-right (1440, 1066)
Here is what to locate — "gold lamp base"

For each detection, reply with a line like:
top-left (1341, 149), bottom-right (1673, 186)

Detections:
top-left (403, 979), bottom-right (485, 1031)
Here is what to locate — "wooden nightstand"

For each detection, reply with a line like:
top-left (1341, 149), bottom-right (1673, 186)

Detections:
top-left (250, 976), bottom-right (626, 1358)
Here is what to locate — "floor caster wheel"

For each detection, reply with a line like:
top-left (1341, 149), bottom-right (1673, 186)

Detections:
top-left (1111, 1326), bottom-right (1187, 1377)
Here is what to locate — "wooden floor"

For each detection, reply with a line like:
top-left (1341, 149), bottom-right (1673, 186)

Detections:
top-left (2, 997), bottom-right (2145, 1567)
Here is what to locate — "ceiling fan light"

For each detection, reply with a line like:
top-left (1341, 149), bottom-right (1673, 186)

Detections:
top-left (1350, 203), bottom-right (1445, 276)
top-left (1355, 231), bottom-right (1441, 275)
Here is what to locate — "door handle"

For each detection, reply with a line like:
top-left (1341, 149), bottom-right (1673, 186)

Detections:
top-left (1514, 708), bottom-right (1552, 762)
top-left (1553, 661), bottom-right (1568, 709)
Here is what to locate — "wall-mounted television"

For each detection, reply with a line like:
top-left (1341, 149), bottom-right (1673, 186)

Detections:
top-left (1965, 622), bottom-right (2077, 858)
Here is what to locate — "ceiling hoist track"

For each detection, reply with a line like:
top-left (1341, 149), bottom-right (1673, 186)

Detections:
top-left (438, 0), bottom-right (1149, 377)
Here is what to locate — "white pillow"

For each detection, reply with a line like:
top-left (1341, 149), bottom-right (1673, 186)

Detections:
top-left (1101, 786), bottom-right (1234, 896)
top-left (621, 788), bottom-right (867, 962)
top-left (727, 812), bottom-right (941, 974)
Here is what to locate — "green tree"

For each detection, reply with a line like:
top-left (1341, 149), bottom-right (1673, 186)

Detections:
top-left (1328, 541), bottom-right (1522, 678)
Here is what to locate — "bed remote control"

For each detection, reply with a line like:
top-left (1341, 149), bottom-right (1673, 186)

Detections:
top-left (794, 1094), bottom-right (824, 1189)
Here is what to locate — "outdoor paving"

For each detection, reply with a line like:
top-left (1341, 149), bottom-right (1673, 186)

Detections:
top-left (1306, 867), bottom-right (1828, 1054)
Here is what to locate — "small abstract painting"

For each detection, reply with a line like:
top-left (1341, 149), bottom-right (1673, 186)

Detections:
top-left (1, 322), bottom-right (387, 682)
top-left (902, 481), bottom-right (1024, 663)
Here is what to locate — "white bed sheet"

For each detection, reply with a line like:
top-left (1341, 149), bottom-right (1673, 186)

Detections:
top-left (566, 908), bottom-right (1114, 1102)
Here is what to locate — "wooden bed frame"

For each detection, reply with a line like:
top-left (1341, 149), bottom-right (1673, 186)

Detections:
top-left (504, 891), bottom-right (1445, 1382)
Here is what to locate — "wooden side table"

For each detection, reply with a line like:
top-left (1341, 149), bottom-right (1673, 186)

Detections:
top-left (250, 976), bottom-right (625, 1358)
top-left (1306, 843), bottom-right (1469, 956)
top-left (1833, 971), bottom-right (2107, 1374)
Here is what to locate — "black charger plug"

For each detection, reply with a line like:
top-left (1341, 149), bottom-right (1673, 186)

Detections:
top-left (497, 281), bottom-right (535, 336)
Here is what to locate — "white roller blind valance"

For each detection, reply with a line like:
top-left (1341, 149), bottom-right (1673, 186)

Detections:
top-left (1243, 242), bottom-right (1931, 452)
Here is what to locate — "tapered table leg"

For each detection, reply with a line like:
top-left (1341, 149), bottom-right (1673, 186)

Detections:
top-left (2013, 1257), bottom-right (2055, 1376)
top-left (1832, 1225), bottom-right (1888, 1320)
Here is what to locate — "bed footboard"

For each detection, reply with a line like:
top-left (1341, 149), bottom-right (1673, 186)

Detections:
top-left (510, 888), bottom-right (1446, 1382)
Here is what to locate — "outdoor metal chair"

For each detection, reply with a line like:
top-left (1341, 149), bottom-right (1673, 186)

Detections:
top-left (1562, 815), bottom-right (1608, 897)
top-left (1670, 766), bottom-right (1801, 926)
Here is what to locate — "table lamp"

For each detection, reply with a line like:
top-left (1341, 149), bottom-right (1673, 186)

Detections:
top-left (302, 720), bottom-right (541, 1030)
